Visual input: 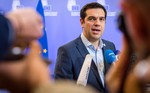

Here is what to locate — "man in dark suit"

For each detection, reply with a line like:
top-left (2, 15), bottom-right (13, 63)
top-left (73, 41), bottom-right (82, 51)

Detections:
top-left (55, 2), bottom-right (116, 93)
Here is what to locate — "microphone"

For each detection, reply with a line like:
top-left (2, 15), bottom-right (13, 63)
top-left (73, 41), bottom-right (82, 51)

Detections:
top-left (104, 49), bottom-right (118, 64)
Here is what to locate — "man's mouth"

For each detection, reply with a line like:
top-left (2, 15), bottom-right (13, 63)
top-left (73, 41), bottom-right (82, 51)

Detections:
top-left (91, 28), bottom-right (100, 32)
top-left (91, 29), bottom-right (101, 34)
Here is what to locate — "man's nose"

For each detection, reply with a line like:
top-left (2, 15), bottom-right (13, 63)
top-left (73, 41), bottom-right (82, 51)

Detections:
top-left (94, 19), bottom-right (101, 26)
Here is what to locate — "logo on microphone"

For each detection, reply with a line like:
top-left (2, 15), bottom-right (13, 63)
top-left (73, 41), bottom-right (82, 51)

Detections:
top-left (41, 0), bottom-right (58, 16)
top-left (12, 0), bottom-right (24, 10)
top-left (67, 0), bottom-right (80, 16)
top-left (97, 0), bottom-right (116, 16)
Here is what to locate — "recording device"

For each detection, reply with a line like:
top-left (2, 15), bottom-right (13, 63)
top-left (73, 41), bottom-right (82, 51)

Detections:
top-left (0, 18), bottom-right (25, 61)
top-left (0, 16), bottom-right (51, 65)
top-left (0, 15), bottom-right (24, 61)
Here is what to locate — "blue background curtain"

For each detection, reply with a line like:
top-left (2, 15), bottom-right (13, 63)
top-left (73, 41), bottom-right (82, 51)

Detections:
top-left (0, 0), bottom-right (121, 75)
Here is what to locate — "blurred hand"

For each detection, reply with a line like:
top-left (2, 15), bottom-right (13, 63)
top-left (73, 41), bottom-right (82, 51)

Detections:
top-left (0, 41), bottom-right (50, 93)
top-left (6, 8), bottom-right (43, 43)
top-left (106, 36), bottom-right (132, 93)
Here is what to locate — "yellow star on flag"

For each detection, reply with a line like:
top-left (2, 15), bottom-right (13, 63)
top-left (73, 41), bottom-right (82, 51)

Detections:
top-left (43, 49), bottom-right (47, 53)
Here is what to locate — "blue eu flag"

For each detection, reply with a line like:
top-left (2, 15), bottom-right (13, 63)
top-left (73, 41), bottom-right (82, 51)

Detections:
top-left (36, 0), bottom-right (49, 59)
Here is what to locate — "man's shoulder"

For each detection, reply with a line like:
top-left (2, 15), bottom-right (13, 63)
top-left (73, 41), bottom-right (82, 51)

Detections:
top-left (102, 39), bottom-right (114, 45)
top-left (102, 39), bottom-right (116, 50)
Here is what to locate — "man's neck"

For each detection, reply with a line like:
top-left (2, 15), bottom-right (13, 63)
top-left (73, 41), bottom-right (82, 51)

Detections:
top-left (90, 40), bottom-right (100, 50)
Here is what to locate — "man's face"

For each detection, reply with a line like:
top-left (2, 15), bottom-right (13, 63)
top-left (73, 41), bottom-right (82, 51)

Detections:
top-left (80, 8), bottom-right (106, 42)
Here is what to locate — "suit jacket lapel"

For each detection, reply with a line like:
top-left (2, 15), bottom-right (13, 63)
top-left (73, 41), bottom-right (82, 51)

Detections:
top-left (75, 37), bottom-right (89, 58)
top-left (91, 60), bottom-right (104, 87)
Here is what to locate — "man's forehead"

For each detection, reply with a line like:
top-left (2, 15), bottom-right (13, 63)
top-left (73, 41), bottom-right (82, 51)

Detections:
top-left (86, 8), bottom-right (105, 13)
top-left (86, 15), bottom-right (105, 18)
top-left (85, 9), bottom-right (105, 17)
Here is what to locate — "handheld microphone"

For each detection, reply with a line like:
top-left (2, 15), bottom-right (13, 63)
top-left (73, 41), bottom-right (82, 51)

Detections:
top-left (104, 49), bottom-right (117, 64)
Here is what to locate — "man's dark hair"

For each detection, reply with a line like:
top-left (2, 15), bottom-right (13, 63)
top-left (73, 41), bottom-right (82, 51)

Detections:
top-left (80, 2), bottom-right (107, 20)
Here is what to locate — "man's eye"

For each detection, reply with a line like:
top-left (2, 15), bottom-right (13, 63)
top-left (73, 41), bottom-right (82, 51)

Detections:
top-left (88, 17), bottom-right (96, 21)
top-left (99, 18), bottom-right (105, 21)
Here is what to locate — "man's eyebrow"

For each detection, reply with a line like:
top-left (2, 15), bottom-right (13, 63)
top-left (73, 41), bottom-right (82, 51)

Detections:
top-left (87, 16), bottom-right (105, 19)
top-left (99, 16), bottom-right (105, 18)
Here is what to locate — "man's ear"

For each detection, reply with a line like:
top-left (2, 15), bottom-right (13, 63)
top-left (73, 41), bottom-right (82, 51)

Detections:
top-left (80, 18), bottom-right (84, 28)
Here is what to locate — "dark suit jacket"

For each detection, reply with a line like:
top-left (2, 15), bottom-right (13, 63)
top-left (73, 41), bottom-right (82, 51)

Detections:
top-left (55, 36), bottom-right (116, 93)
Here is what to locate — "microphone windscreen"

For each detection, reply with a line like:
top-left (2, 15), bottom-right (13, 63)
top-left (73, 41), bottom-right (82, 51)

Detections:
top-left (104, 49), bottom-right (116, 64)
